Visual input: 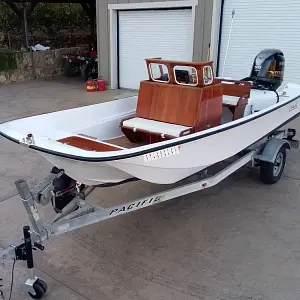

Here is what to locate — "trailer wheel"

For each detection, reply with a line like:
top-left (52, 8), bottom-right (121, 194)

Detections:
top-left (28, 282), bottom-right (45, 299)
top-left (36, 279), bottom-right (48, 294)
top-left (260, 145), bottom-right (286, 184)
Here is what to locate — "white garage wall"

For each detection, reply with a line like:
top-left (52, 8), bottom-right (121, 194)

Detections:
top-left (118, 9), bottom-right (193, 90)
top-left (218, 0), bottom-right (300, 84)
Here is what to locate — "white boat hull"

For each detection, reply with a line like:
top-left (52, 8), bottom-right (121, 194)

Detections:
top-left (1, 84), bottom-right (300, 185)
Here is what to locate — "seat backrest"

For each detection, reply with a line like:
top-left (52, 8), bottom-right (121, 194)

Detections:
top-left (136, 80), bottom-right (203, 127)
top-left (214, 78), bottom-right (251, 98)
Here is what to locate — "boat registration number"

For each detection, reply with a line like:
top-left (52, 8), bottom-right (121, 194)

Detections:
top-left (144, 146), bottom-right (181, 162)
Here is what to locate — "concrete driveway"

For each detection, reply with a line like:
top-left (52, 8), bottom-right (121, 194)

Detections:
top-left (1, 78), bottom-right (300, 300)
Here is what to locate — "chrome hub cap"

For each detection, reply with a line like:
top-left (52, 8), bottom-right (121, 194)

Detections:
top-left (273, 152), bottom-right (283, 177)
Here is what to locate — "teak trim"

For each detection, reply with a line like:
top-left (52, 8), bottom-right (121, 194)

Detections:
top-left (57, 136), bottom-right (123, 152)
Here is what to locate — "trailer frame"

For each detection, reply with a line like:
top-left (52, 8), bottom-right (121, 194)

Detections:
top-left (0, 128), bottom-right (298, 299)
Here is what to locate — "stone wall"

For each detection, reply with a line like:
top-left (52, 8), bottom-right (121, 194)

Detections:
top-left (0, 46), bottom-right (87, 84)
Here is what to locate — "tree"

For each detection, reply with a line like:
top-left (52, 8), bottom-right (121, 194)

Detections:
top-left (29, 3), bottom-right (90, 36)
top-left (0, 2), bottom-right (91, 49)
top-left (0, 3), bottom-right (20, 47)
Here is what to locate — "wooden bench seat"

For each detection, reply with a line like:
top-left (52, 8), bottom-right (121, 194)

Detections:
top-left (215, 78), bottom-right (251, 121)
top-left (222, 95), bottom-right (249, 121)
top-left (222, 95), bottom-right (241, 106)
top-left (120, 80), bottom-right (223, 144)
top-left (122, 117), bottom-right (193, 138)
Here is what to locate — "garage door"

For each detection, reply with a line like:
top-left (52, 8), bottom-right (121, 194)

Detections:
top-left (218, 0), bottom-right (300, 84)
top-left (118, 9), bottom-right (193, 89)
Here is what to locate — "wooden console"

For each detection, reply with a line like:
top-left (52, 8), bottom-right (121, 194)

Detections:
top-left (120, 58), bottom-right (224, 144)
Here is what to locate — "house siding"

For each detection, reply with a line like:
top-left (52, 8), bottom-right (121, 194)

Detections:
top-left (96, 0), bottom-right (214, 86)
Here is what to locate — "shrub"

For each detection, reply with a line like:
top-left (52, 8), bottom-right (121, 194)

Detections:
top-left (0, 49), bottom-right (18, 71)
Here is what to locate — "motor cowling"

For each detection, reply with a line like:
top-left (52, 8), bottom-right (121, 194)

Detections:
top-left (49, 167), bottom-right (85, 213)
top-left (244, 49), bottom-right (285, 91)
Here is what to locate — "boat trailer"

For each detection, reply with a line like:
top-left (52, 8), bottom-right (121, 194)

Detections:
top-left (0, 128), bottom-right (298, 299)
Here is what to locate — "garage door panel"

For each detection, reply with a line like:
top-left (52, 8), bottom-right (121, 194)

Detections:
top-left (118, 9), bottom-right (193, 89)
top-left (218, 0), bottom-right (300, 84)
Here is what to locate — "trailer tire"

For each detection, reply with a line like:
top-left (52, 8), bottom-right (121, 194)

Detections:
top-left (260, 145), bottom-right (286, 184)
top-left (36, 279), bottom-right (48, 294)
top-left (28, 282), bottom-right (45, 299)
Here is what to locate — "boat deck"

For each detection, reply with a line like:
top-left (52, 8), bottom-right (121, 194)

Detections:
top-left (58, 109), bottom-right (233, 153)
top-left (105, 136), bottom-right (146, 148)
top-left (57, 135), bottom-right (147, 152)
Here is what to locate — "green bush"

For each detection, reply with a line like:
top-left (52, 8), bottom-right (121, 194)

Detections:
top-left (0, 50), bottom-right (18, 71)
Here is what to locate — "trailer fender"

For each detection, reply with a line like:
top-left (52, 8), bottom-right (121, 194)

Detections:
top-left (255, 138), bottom-right (290, 163)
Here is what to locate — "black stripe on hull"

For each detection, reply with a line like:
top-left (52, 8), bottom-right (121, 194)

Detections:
top-left (1, 96), bottom-right (300, 162)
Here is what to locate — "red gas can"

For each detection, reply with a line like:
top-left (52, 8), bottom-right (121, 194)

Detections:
top-left (86, 80), bottom-right (97, 92)
top-left (97, 78), bottom-right (106, 91)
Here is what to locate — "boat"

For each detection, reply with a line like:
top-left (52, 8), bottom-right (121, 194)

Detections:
top-left (1, 49), bottom-right (300, 186)
top-left (1, 49), bottom-right (300, 300)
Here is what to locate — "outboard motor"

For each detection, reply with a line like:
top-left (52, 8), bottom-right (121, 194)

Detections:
top-left (243, 49), bottom-right (285, 91)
